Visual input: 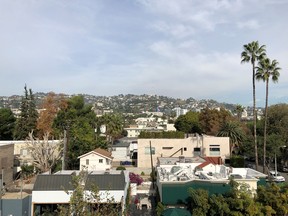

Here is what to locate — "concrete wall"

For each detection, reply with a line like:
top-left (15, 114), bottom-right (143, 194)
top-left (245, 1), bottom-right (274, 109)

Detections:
top-left (0, 143), bottom-right (14, 184)
top-left (137, 136), bottom-right (230, 168)
top-left (111, 147), bottom-right (130, 161)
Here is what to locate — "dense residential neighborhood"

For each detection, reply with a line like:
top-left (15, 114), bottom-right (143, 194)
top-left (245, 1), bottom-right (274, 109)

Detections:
top-left (0, 88), bottom-right (288, 216)
top-left (1, 0), bottom-right (288, 215)
top-left (0, 93), bottom-right (264, 120)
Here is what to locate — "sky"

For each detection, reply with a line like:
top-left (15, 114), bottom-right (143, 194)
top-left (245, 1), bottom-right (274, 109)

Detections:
top-left (0, 0), bottom-right (287, 107)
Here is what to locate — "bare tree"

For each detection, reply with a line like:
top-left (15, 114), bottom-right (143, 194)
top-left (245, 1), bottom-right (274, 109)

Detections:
top-left (26, 131), bottom-right (63, 173)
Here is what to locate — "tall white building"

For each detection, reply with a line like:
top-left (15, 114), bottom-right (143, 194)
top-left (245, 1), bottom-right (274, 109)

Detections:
top-left (173, 107), bottom-right (188, 118)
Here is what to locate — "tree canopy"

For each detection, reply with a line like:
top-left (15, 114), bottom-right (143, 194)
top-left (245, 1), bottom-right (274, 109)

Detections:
top-left (53, 95), bottom-right (98, 169)
top-left (14, 85), bottom-right (38, 140)
top-left (199, 107), bottom-right (234, 136)
top-left (37, 92), bottom-right (66, 138)
top-left (186, 180), bottom-right (288, 215)
top-left (174, 111), bottom-right (202, 134)
top-left (0, 108), bottom-right (16, 140)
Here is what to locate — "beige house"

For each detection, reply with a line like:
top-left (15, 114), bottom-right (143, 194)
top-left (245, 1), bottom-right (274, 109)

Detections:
top-left (137, 135), bottom-right (230, 168)
top-left (11, 140), bottom-right (62, 172)
top-left (78, 148), bottom-right (113, 171)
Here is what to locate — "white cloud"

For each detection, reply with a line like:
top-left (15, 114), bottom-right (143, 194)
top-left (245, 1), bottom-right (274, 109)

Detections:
top-left (237, 20), bottom-right (260, 29)
top-left (0, 0), bottom-right (288, 106)
top-left (152, 21), bottom-right (195, 38)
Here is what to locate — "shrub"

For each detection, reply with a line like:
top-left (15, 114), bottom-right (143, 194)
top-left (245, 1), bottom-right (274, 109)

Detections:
top-left (116, 166), bottom-right (126, 170)
top-left (21, 164), bottom-right (34, 179)
top-left (129, 172), bottom-right (143, 185)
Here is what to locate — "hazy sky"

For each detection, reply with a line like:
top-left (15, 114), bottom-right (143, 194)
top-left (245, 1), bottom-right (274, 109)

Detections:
top-left (1, 0), bottom-right (287, 106)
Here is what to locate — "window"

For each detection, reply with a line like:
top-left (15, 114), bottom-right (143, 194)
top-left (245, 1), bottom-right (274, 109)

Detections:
top-left (86, 159), bottom-right (89, 165)
top-left (209, 145), bottom-right (220, 156)
top-left (194, 147), bottom-right (201, 156)
top-left (162, 147), bottom-right (173, 150)
top-left (99, 159), bottom-right (103, 163)
top-left (145, 147), bottom-right (155, 155)
top-left (183, 147), bottom-right (187, 151)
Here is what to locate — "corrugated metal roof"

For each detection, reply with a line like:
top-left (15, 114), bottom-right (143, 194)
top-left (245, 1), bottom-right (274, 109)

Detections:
top-left (33, 174), bottom-right (74, 191)
top-left (85, 172), bottom-right (125, 190)
top-left (33, 171), bottom-right (126, 191)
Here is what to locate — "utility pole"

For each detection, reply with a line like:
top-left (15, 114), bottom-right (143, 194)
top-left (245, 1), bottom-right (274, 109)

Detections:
top-left (149, 141), bottom-right (155, 189)
top-left (0, 168), bottom-right (3, 216)
top-left (62, 130), bottom-right (67, 171)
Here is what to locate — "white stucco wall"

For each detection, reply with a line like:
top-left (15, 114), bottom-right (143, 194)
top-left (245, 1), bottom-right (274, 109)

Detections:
top-left (79, 153), bottom-right (111, 171)
top-left (32, 190), bottom-right (125, 203)
top-left (32, 191), bottom-right (71, 203)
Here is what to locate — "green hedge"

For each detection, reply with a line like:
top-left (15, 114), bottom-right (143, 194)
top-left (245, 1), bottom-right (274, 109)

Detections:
top-left (138, 131), bottom-right (185, 139)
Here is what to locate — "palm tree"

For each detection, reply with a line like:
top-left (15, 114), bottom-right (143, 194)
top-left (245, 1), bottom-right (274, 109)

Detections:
top-left (217, 121), bottom-right (245, 157)
top-left (235, 104), bottom-right (244, 121)
top-left (241, 41), bottom-right (266, 170)
top-left (256, 58), bottom-right (281, 173)
top-left (99, 113), bottom-right (124, 149)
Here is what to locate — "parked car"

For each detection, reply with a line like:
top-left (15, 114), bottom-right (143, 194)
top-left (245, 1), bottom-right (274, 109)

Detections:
top-left (269, 171), bottom-right (285, 182)
top-left (281, 166), bottom-right (288, 173)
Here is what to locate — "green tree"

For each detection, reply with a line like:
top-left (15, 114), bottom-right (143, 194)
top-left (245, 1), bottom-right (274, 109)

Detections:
top-left (53, 95), bottom-right (97, 169)
top-left (256, 184), bottom-right (288, 215)
top-left (188, 188), bottom-right (210, 216)
top-left (199, 107), bottom-right (233, 136)
top-left (58, 170), bottom-right (120, 216)
top-left (265, 104), bottom-right (288, 168)
top-left (217, 121), bottom-right (245, 156)
top-left (241, 41), bottom-right (266, 171)
top-left (0, 108), bottom-right (16, 140)
top-left (97, 113), bottom-right (124, 148)
top-left (174, 111), bottom-right (202, 134)
top-left (14, 85), bottom-right (39, 140)
top-left (209, 194), bottom-right (230, 216)
top-left (256, 58), bottom-right (281, 173)
top-left (156, 202), bottom-right (166, 216)
top-left (234, 104), bottom-right (244, 121)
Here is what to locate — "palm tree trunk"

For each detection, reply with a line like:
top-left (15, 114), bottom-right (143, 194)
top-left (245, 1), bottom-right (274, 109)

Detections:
top-left (253, 63), bottom-right (259, 171)
top-left (263, 80), bottom-right (269, 174)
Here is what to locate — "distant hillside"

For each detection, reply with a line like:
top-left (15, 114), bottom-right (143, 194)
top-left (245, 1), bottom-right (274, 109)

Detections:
top-left (0, 92), bottom-right (243, 114)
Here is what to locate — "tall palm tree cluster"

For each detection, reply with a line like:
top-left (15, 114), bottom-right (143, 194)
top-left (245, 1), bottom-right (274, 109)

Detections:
top-left (241, 41), bottom-right (281, 173)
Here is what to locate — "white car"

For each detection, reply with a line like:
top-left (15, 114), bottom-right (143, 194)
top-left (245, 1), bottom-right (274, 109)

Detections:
top-left (269, 171), bottom-right (285, 182)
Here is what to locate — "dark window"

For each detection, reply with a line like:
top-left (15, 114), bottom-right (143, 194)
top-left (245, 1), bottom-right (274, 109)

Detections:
top-left (209, 145), bottom-right (220, 156)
